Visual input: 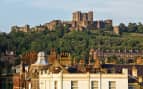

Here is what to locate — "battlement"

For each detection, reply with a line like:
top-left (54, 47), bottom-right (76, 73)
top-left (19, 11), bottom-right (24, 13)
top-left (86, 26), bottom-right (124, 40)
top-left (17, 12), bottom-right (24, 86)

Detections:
top-left (39, 68), bottom-right (128, 78)
top-left (72, 11), bottom-right (93, 22)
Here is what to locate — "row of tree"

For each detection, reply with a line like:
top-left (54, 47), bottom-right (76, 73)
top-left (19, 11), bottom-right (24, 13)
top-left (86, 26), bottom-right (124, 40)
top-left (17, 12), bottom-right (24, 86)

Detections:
top-left (119, 22), bottom-right (143, 33)
top-left (0, 23), bottom-right (143, 60)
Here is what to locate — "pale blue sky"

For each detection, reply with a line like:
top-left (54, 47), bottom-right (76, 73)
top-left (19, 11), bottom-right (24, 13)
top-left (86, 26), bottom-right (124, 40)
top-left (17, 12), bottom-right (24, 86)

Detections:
top-left (0, 0), bottom-right (143, 32)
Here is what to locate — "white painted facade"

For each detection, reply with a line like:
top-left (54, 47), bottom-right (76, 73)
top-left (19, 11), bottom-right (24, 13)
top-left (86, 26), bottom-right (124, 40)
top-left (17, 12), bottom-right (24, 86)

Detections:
top-left (39, 69), bottom-right (128, 89)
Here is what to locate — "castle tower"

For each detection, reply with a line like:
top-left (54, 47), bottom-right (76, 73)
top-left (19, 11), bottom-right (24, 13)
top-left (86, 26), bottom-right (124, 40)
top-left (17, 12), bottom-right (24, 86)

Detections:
top-left (113, 26), bottom-right (120, 35)
top-left (88, 11), bottom-right (93, 22)
top-left (72, 11), bottom-right (82, 22)
top-left (82, 13), bottom-right (88, 21)
top-left (104, 19), bottom-right (112, 25)
top-left (72, 11), bottom-right (94, 31)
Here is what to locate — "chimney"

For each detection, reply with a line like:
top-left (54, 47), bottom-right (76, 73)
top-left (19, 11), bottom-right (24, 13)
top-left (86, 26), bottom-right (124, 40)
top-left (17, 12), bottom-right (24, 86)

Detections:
top-left (138, 76), bottom-right (142, 83)
top-left (132, 66), bottom-right (137, 77)
top-left (122, 68), bottom-right (128, 75)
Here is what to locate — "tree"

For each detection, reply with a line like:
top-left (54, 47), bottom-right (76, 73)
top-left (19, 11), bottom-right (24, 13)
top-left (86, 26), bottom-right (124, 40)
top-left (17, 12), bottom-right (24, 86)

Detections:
top-left (30, 41), bottom-right (42, 51)
top-left (104, 24), bottom-right (113, 31)
top-left (137, 22), bottom-right (143, 33)
top-left (119, 23), bottom-right (128, 32)
top-left (128, 23), bottom-right (137, 32)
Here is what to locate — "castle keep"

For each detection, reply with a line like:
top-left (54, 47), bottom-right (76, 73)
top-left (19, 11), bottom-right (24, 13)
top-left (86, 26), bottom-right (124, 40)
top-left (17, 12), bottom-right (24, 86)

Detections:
top-left (11, 11), bottom-right (116, 32)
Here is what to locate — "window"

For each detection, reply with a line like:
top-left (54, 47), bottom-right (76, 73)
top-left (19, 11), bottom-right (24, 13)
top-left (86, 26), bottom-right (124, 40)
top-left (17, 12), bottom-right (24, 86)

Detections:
top-left (128, 86), bottom-right (136, 89)
top-left (54, 81), bottom-right (58, 89)
top-left (109, 81), bottom-right (116, 89)
top-left (71, 81), bottom-right (78, 89)
top-left (91, 81), bottom-right (98, 89)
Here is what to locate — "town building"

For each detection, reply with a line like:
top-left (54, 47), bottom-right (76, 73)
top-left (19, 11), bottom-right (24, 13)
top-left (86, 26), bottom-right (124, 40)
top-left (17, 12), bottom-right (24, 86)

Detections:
top-left (10, 50), bottom-right (143, 89)
top-left (39, 68), bottom-right (128, 89)
top-left (18, 51), bottom-right (129, 89)
top-left (102, 64), bottom-right (143, 89)
top-left (89, 48), bottom-right (143, 64)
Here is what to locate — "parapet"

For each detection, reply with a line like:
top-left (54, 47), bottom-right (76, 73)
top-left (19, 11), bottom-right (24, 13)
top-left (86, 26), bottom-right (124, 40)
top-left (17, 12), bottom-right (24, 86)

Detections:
top-left (40, 70), bottom-right (50, 75)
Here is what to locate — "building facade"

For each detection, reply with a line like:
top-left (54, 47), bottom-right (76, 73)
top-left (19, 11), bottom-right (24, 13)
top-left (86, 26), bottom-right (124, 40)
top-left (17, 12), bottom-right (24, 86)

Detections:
top-left (39, 69), bottom-right (128, 89)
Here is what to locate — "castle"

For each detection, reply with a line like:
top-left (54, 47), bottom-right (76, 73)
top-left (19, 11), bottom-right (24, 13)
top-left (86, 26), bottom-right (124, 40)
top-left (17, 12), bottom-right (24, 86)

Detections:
top-left (11, 11), bottom-right (119, 33)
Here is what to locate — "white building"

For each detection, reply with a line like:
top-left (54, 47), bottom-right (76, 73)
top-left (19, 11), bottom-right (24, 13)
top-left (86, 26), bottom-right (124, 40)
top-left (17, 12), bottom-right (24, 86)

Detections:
top-left (39, 68), bottom-right (128, 89)
top-left (24, 51), bottom-right (128, 89)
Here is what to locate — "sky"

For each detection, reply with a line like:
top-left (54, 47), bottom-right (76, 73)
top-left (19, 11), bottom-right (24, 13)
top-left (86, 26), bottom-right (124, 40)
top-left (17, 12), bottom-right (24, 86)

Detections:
top-left (0, 0), bottom-right (143, 32)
